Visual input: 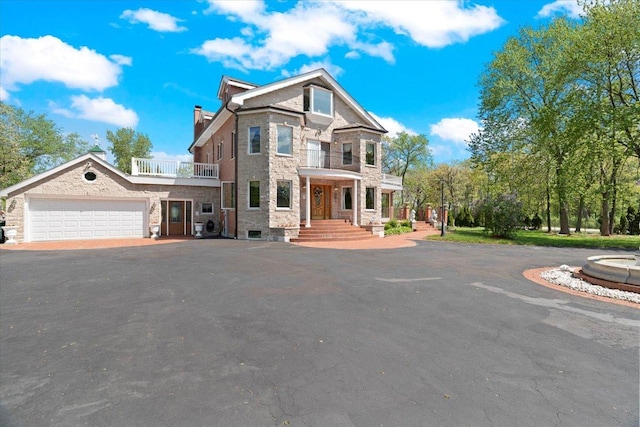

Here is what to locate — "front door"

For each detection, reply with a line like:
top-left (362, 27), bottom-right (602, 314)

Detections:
top-left (311, 185), bottom-right (331, 220)
top-left (161, 201), bottom-right (193, 236)
top-left (169, 201), bottom-right (184, 235)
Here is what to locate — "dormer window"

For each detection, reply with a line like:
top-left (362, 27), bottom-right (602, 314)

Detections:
top-left (304, 86), bottom-right (333, 117)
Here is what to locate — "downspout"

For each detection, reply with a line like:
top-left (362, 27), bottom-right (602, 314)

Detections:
top-left (225, 101), bottom-right (239, 239)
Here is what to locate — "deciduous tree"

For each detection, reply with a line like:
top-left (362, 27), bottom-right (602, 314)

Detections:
top-left (106, 127), bottom-right (152, 174)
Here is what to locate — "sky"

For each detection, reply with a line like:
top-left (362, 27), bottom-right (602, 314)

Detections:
top-left (0, 0), bottom-right (584, 165)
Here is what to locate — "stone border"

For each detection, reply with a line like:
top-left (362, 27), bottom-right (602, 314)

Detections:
top-left (523, 267), bottom-right (639, 309)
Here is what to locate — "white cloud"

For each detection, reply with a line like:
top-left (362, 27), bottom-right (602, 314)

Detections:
top-left (120, 8), bottom-right (187, 32)
top-left (0, 86), bottom-right (9, 102)
top-left (537, 0), bottom-right (583, 18)
top-left (110, 54), bottom-right (133, 66)
top-left (0, 35), bottom-right (127, 92)
top-left (283, 61), bottom-right (344, 79)
top-left (151, 151), bottom-right (193, 163)
top-left (338, 1), bottom-right (505, 48)
top-left (369, 113), bottom-right (416, 137)
top-left (53, 95), bottom-right (138, 127)
top-left (195, 1), bottom-right (503, 71)
top-left (194, 1), bottom-right (358, 71)
top-left (430, 118), bottom-right (479, 147)
top-left (204, 0), bottom-right (264, 17)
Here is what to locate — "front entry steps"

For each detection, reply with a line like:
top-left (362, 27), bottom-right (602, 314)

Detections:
top-left (292, 219), bottom-right (377, 243)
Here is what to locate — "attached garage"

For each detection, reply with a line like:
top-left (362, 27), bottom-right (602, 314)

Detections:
top-left (27, 198), bottom-right (146, 242)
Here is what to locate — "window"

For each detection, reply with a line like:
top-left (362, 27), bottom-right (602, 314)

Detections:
top-left (201, 203), bottom-right (213, 214)
top-left (249, 181), bottom-right (260, 208)
top-left (249, 126), bottom-right (260, 154)
top-left (366, 187), bottom-right (375, 210)
top-left (83, 171), bottom-right (97, 182)
top-left (277, 181), bottom-right (291, 208)
top-left (248, 230), bottom-right (262, 239)
top-left (342, 143), bottom-right (352, 165)
top-left (277, 125), bottom-right (292, 155)
top-left (218, 141), bottom-right (224, 161)
top-left (222, 182), bottom-right (235, 209)
top-left (366, 142), bottom-right (376, 166)
top-left (304, 86), bottom-right (333, 117)
top-left (342, 187), bottom-right (352, 210)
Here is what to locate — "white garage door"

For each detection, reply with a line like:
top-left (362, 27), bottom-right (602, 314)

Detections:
top-left (29, 198), bottom-right (146, 242)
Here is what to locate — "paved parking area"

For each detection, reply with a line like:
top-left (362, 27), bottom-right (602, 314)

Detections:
top-left (1, 239), bottom-right (638, 426)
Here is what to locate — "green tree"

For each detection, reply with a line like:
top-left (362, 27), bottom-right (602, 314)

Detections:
top-left (382, 132), bottom-right (432, 205)
top-left (475, 18), bottom-right (590, 235)
top-left (0, 102), bottom-right (89, 188)
top-left (574, 0), bottom-right (640, 234)
top-left (106, 127), bottom-right (152, 174)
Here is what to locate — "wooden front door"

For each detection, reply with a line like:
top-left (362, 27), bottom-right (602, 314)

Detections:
top-left (161, 200), bottom-right (193, 236)
top-left (311, 185), bottom-right (331, 220)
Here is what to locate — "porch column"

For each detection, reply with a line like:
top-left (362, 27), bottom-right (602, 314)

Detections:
top-left (305, 176), bottom-right (311, 228)
top-left (352, 179), bottom-right (358, 226)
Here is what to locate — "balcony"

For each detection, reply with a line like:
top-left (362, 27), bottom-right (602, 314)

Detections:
top-left (131, 158), bottom-right (219, 179)
top-left (304, 149), bottom-right (360, 171)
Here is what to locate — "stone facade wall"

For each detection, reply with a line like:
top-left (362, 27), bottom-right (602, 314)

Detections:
top-left (3, 160), bottom-right (219, 242)
top-left (236, 111), bottom-right (272, 239)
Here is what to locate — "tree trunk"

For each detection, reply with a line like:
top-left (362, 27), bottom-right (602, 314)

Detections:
top-left (609, 180), bottom-right (617, 235)
top-left (559, 200), bottom-right (570, 235)
top-left (575, 195), bottom-right (584, 233)
top-left (546, 183), bottom-right (552, 233)
top-left (600, 191), bottom-right (610, 236)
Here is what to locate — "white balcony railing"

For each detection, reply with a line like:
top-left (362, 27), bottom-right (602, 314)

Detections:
top-left (131, 158), bottom-right (218, 179)
top-left (382, 173), bottom-right (402, 186)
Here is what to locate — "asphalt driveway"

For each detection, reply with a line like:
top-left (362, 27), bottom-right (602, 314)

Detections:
top-left (1, 239), bottom-right (638, 426)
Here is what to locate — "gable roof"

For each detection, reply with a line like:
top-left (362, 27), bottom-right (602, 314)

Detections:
top-left (190, 68), bottom-right (387, 152)
top-left (0, 153), bottom-right (128, 197)
top-left (230, 68), bottom-right (386, 132)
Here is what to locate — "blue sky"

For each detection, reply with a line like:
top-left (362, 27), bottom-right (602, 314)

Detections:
top-left (0, 0), bottom-right (583, 165)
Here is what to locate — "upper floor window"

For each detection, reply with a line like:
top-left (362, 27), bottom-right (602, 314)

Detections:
top-left (366, 142), bottom-right (376, 166)
top-left (277, 125), bottom-right (293, 155)
top-left (249, 126), bottom-right (260, 154)
top-left (342, 143), bottom-right (352, 165)
top-left (218, 140), bottom-right (224, 161)
top-left (304, 86), bottom-right (333, 117)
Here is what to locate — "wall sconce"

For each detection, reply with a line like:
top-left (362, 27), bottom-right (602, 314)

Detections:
top-left (84, 161), bottom-right (92, 171)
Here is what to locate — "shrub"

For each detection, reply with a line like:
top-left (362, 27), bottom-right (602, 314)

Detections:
top-left (531, 213), bottom-right (542, 230)
top-left (400, 219), bottom-right (411, 228)
top-left (479, 193), bottom-right (524, 239)
top-left (387, 219), bottom-right (398, 228)
top-left (455, 206), bottom-right (474, 227)
top-left (619, 214), bottom-right (628, 235)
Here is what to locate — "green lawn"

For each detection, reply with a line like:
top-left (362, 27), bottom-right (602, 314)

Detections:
top-left (424, 227), bottom-right (640, 250)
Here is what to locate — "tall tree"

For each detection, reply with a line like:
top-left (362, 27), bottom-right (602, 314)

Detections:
top-left (0, 102), bottom-right (89, 188)
top-left (475, 18), bottom-right (587, 234)
top-left (106, 127), bottom-right (152, 174)
top-left (382, 132), bottom-right (432, 205)
top-left (575, 0), bottom-right (640, 234)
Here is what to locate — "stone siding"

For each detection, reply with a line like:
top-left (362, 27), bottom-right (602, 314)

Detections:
top-left (3, 160), bottom-right (219, 242)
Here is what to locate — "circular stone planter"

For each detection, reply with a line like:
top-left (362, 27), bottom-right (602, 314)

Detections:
top-left (581, 255), bottom-right (640, 288)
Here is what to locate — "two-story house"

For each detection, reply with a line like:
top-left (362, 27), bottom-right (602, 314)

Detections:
top-left (189, 68), bottom-right (402, 241)
top-left (0, 69), bottom-right (402, 243)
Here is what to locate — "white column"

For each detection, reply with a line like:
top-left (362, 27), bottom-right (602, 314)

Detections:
top-left (305, 176), bottom-right (311, 228)
top-left (352, 179), bottom-right (358, 226)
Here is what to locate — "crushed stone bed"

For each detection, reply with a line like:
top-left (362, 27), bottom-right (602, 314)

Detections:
top-left (541, 265), bottom-right (640, 304)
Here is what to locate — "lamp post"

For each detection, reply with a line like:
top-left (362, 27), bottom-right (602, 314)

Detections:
top-left (440, 180), bottom-right (446, 237)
